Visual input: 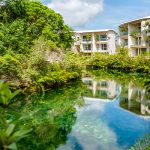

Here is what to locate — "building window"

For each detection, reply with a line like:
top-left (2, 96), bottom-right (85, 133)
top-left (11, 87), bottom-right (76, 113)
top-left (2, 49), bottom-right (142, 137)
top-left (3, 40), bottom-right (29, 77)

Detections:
top-left (100, 35), bottom-right (107, 41)
top-left (101, 81), bottom-right (108, 87)
top-left (124, 39), bottom-right (128, 46)
top-left (140, 48), bottom-right (147, 54)
top-left (96, 34), bottom-right (107, 41)
top-left (83, 35), bottom-right (92, 42)
top-left (96, 44), bottom-right (100, 50)
top-left (101, 44), bottom-right (107, 50)
top-left (83, 44), bottom-right (92, 51)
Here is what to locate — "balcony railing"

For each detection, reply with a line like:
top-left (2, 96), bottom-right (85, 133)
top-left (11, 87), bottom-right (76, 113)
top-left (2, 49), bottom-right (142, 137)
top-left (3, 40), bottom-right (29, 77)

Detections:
top-left (131, 41), bottom-right (147, 47)
top-left (96, 38), bottom-right (107, 42)
top-left (120, 31), bottom-right (128, 36)
top-left (135, 41), bottom-right (141, 45)
top-left (82, 39), bottom-right (92, 42)
top-left (100, 38), bottom-right (107, 41)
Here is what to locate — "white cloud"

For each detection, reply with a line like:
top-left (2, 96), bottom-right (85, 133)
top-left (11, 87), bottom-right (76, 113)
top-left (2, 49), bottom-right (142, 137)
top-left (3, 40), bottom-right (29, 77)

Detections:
top-left (47, 0), bottom-right (103, 27)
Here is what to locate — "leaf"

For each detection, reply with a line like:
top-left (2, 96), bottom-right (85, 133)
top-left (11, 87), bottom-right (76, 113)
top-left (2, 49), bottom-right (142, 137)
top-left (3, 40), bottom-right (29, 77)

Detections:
top-left (5, 124), bottom-right (15, 137)
top-left (7, 143), bottom-right (18, 150)
top-left (9, 90), bottom-right (21, 101)
top-left (10, 128), bottom-right (32, 142)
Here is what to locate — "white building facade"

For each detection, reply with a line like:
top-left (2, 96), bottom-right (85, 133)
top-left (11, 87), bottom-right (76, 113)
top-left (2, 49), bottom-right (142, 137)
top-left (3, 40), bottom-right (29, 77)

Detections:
top-left (73, 29), bottom-right (117, 54)
top-left (119, 16), bottom-right (150, 56)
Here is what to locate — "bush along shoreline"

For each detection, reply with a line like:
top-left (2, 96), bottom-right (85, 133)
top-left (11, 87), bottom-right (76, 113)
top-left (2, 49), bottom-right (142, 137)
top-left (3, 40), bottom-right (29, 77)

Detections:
top-left (86, 53), bottom-right (150, 73)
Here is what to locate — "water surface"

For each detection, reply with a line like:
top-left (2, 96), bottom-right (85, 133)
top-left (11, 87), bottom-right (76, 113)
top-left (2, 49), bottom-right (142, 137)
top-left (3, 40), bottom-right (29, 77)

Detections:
top-left (58, 71), bottom-right (150, 150)
top-left (1, 71), bottom-right (150, 150)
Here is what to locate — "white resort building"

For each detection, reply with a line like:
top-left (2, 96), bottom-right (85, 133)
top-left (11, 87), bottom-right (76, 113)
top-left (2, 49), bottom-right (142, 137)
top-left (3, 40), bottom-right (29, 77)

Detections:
top-left (119, 16), bottom-right (150, 56)
top-left (73, 29), bottom-right (117, 54)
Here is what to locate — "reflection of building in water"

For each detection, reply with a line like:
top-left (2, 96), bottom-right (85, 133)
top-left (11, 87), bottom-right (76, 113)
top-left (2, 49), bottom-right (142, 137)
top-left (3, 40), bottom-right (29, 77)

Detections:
top-left (82, 77), bottom-right (118, 100)
top-left (120, 82), bottom-right (150, 116)
top-left (82, 77), bottom-right (150, 116)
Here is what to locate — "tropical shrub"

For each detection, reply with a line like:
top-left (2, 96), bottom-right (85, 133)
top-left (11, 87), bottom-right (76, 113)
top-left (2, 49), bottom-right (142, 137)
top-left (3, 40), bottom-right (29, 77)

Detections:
top-left (86, 53), bottom-right (150, 73)
top-left (0, 54), bottom-right (23, 80)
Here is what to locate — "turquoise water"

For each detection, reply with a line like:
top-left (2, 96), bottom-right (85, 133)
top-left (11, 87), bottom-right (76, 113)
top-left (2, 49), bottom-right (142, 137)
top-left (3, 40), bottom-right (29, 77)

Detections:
top-left (58, 98), bottom-right (150, 150)
top-left (58, 73), bottom-right (150, 150)
top-left (1, 71), bottom-right (150, 150)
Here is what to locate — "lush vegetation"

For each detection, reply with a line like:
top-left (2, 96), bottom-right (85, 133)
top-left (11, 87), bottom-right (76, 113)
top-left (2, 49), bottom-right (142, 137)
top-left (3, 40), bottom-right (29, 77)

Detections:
top-left (0, 81), bottom-right (21, 106)
top-left (0, 0), bottom-right (85, 92)
top-left (0, 0), bottom-right (73, 54)
top-left (86, 48), bottom-right (150, 73)
top-left (0, 81), bottom-right (85, 149)
top-left (0, 1), bottom-right (150, 149)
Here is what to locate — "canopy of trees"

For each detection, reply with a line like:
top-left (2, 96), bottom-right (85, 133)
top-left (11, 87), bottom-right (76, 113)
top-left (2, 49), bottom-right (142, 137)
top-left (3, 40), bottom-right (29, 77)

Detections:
top-left (0, 0), bottom-right (74, 55)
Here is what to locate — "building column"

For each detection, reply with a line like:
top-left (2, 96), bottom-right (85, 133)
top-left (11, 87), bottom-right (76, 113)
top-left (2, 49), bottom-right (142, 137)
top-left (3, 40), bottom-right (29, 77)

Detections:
top-left (93, 80), bottom-right (97, 97)
top-left (92, 33), bottom-right (96, 52)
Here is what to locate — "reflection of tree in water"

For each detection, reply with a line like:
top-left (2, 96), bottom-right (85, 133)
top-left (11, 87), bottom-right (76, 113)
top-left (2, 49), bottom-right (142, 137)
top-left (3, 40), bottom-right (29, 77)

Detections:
top-left (1, 81), bottom-right (85, 150)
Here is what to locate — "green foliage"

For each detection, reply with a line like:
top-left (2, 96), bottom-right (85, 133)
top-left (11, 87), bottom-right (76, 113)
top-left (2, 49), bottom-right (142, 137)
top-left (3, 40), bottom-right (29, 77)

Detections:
top-left (0, 0), bottom-right (81, 92)
top-left (0, 37), bottom-right (83, 92)
top-left (116, 46), bottom-right (129, 56)
top-left (0, 117), bottom-right (31, 150)
top-left (0, 81), bottom-right (21, 106)
top-left (0, 0), bottom-right (74, 56)
top-left (0, 82), bottom-right (85, 149)
top-left (119, 26), bottom-right (127, 32)
top-left (62, 52), bottom-right (84, 73)
top-left (130, 29), bottom-right (141, 38)
top-left (86, 53), bottom-right (150, 73)
top-left (83, 34), bottom-right (92, 41)
top-left (0, 54), bottom-right (23, 79)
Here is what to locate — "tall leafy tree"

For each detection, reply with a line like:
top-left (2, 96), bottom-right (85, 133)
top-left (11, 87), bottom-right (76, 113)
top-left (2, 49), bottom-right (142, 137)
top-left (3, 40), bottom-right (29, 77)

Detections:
top-left (0, 0), bottom-right (74, 55)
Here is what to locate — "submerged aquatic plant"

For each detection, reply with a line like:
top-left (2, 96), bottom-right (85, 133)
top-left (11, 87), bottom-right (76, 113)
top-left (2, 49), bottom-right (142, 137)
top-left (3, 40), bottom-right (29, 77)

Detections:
top-left (0, 81), bottom-right (21, 106)
top-left (129, 134), bottom-right (150, 150)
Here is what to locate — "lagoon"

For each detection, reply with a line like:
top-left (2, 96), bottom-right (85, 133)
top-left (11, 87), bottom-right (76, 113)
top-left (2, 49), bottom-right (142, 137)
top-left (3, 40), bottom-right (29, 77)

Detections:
top-left (1, 71), bottom-right (150, 150)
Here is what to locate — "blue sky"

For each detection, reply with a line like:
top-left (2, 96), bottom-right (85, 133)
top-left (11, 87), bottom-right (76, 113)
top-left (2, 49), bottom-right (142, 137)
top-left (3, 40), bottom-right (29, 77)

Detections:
top-left (42, 0), bottom-right (150, 31)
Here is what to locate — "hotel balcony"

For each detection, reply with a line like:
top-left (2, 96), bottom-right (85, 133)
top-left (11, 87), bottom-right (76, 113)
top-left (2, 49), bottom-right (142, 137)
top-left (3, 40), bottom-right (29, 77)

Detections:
top-left (130, 30), bottom-right (141, 37)
top-left (96, 38), bottom-right (108, 44)
top-left (130, 41), bottom-right (146, 48)
top-left (100, 38), bottom-right (107, 41)
top-left (82, 39), bottom-right (92, 44)
top-left (120, 31), bottom-right (128, 39)
top-left (121, 32), bottom-right (128, 35)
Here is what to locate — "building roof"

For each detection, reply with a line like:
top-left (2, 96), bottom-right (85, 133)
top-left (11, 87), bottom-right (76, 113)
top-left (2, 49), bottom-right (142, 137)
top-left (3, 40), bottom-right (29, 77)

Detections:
top-left (74, 29), bottom-right (117, 34)
top-left (120, 16), bottom-right (150, 26)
